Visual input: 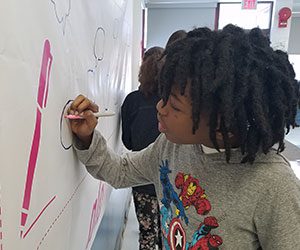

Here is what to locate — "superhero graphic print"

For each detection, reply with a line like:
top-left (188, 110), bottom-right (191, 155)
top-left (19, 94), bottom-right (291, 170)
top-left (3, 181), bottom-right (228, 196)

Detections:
top-left (159, 160), bottom-right (223, 250)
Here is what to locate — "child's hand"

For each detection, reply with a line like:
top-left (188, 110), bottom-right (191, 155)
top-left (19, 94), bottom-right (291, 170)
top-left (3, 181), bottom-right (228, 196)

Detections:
top-left (68, 95), bottom-right (99, 145)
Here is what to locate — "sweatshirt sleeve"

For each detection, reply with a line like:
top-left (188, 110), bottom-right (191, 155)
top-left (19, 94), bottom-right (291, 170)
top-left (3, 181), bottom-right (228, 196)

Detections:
top-left (73, 130), bottom-right (161, 189)
top-left (253, 167), bottom-right (300, 249)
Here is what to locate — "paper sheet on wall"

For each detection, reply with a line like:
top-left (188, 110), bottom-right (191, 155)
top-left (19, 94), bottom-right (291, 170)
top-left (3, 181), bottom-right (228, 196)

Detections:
top-left (0, 0), bottom-right (131, 249)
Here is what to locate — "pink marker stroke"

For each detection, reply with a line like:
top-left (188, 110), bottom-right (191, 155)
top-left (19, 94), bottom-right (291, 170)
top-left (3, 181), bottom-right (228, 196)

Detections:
top-left (22, 196), bottom-right (56, 239)
top-left (20, 40), bottom-right (53, 238)
top-left (37, 40), bottom-right (52, 109)
top-left (86, 182), bottom-right (106, 248)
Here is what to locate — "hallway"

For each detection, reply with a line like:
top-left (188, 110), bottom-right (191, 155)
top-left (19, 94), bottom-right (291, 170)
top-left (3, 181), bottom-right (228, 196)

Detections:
top-left (120, 197), bottom-right (139, 250)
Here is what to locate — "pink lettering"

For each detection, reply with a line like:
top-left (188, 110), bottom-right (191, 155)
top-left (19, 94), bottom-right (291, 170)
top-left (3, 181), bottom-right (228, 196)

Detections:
top-left (20, 40), bottom-right (53, 237)
top-left (86, 182), bottom-right (107, 248)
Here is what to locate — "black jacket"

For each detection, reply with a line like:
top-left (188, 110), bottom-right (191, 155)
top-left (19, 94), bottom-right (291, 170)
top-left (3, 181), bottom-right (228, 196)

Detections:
top-left (121, 90), bottom-right (160, 195)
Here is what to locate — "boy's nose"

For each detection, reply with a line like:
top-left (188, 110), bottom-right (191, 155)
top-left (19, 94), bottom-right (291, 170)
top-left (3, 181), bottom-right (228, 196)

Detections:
top-left (156, 99), bottom-right (168, 116)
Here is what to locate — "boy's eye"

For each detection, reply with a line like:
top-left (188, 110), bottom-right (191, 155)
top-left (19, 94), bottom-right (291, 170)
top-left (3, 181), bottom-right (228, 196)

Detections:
top-left (170, 102), bottom-right (180, 112)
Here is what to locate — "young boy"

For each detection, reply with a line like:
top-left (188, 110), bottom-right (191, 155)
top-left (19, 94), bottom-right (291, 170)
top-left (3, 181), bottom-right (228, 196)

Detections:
top-left (69, 24), bottom-right (300, 249)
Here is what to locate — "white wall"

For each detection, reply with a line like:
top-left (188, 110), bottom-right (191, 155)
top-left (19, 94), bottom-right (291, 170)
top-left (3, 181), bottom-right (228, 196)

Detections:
top-left (0, 0), bottom-right (133, 249)
top-left (288, 12), bottom-right (300, 80)
top-left (145, 0), bottom-right (296, 52)
top-left (131, 1), bottom-right (144, 91)
top-left (269, 0), bottom-right (294, 51)
top-left (289, 54), bottom-right (300, 80)
top-left (146, 3), bottom-right (217, 48)
top-left (288, 16), bottom-right (300, 54)
top-left (288, 0), bottom-right (300, 54)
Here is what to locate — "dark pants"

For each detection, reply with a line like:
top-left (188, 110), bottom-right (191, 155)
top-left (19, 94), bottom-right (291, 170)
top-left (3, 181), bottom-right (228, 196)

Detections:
top-left (132, 190), bottom-right (162, 250)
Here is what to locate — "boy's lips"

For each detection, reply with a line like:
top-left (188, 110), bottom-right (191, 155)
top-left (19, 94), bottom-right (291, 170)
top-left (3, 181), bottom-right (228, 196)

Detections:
top-left (158, 117), bottom-right (167, 133)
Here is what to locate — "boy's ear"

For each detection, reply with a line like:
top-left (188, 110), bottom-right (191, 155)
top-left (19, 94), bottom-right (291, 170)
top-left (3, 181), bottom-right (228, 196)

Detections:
top-left (215, 130), bottom-right (223, 141)
top-left (215, 130), bottom-right (234, 141)
top-left (215, 115), bottom-right (234, 141)
top-left (215, 115), bottom-right (222, 141)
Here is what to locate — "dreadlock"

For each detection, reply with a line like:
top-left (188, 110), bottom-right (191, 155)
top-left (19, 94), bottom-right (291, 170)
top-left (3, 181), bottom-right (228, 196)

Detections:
top-left (159, 24), bottom-right (299, 164)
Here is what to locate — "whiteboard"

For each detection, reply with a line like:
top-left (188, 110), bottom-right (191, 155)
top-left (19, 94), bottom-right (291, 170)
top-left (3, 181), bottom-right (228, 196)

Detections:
top-left (0, 0), bottom-right (132, 249)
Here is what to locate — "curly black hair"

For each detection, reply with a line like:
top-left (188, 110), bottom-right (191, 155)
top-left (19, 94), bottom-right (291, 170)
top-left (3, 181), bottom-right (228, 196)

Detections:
top-left (159, 24), bottom-right (299, 163)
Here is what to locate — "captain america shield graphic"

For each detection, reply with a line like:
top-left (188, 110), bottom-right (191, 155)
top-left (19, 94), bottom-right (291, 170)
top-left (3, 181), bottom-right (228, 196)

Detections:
top-left (168, 218), bottom-right (186, 250)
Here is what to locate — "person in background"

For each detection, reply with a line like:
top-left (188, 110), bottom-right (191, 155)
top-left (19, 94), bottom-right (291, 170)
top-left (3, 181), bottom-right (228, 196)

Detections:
top-left (165, 29), bottom-right (187, 48)
top-left (296, 80), bottom-right (300, 126)
top-left (69, 24), bottom-right (300, 249)
top-left (121, 46), bottom-right (164, 250)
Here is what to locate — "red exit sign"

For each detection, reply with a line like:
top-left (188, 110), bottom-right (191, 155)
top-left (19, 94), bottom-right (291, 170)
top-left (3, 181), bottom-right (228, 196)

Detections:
top-left (242, 0), bottom-right (257, 9)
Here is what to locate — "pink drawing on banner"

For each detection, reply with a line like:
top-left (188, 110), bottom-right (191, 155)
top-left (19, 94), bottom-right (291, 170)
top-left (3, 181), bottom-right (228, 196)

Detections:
top-left (22, 196), bottom-right (56, 239)
top-left (0, 186), bottom-right (3, 250)
top-left (20, 40), bottom-right (54, 238)
top-left (86, 182), bottom-right (106, 248)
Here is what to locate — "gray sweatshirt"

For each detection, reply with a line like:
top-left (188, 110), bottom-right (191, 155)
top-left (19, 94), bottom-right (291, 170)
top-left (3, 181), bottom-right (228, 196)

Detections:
top-left (74, 130), bottom-right (300, 250)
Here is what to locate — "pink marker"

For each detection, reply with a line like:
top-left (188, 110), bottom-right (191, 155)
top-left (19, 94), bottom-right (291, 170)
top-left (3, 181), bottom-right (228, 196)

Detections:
top-left (65, 111), bottom-right (115, 119)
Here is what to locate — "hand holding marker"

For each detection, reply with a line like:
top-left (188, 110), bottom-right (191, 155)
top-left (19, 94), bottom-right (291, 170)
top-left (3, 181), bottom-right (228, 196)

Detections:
top-left (65, 109), bottom-right (115, 119)
top-left (66, 96), bottom-right (115, 120)
top-left (66, 95), bottom-right (115, 145)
